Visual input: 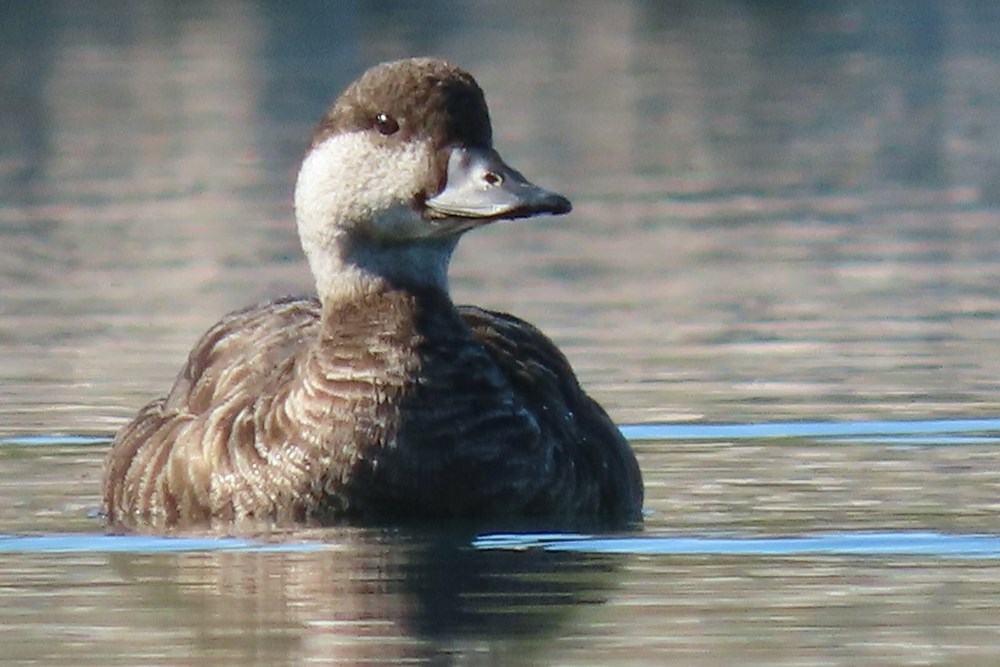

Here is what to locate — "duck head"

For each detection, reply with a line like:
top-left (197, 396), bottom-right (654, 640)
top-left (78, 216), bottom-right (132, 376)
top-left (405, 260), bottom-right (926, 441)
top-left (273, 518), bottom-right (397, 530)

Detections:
top-left (294, 58), bottom-right (571, 300)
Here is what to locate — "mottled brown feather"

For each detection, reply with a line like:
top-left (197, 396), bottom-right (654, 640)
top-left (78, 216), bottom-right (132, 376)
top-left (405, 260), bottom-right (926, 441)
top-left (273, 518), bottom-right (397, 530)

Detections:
top-left (103, 291), bottom-right (642, 525)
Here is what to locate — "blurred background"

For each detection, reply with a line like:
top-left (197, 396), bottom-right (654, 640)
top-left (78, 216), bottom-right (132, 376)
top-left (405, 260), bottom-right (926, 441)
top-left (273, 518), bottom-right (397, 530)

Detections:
top-left (4, 3), bottom-right (1000, 665)
top-left (3, 0), bottom-right (1000, 433)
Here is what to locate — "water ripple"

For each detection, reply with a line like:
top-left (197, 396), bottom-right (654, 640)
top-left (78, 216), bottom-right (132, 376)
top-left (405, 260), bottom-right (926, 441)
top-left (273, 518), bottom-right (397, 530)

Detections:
top-left (0, 533), bottom-right (324, 554)
top-left (4, 530), bottom-right (1000, 559)
top-left (475, 531), bottom-right (1000, 558)
top-left (6, 418), bottom-right (1000, 450)
top-left (621, 418), bottom-right (1000, 443)
top-left (0, 434), bottom-right (111, 447)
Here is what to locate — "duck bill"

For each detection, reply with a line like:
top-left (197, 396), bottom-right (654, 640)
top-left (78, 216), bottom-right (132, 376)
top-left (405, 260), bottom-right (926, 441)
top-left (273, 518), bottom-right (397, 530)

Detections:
top-left (425, 147), bottom-right (572, 224)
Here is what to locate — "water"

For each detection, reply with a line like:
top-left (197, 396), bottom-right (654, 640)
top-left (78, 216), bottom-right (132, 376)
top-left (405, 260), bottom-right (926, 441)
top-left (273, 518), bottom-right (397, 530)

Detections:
top-left (3, 1), bottom-right (1000, 664)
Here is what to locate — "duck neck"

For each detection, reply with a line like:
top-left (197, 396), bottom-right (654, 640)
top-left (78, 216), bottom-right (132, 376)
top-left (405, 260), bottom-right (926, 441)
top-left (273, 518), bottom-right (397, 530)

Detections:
top-left (309, 238), bottom-right (462, 331)
top-left (302, 224), bottom-right (460, 308)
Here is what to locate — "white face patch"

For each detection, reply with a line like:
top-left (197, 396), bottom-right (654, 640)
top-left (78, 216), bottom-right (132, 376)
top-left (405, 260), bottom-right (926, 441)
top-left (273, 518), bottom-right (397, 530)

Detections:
top-left (293, 132), bottom-right (453, 298)
top-left (295, 131), bottom-right (434, 243)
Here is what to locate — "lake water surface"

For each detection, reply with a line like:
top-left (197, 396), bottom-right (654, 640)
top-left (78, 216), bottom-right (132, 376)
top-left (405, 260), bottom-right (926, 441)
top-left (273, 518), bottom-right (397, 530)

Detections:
top-left (3, 2), bottom-right (1000, 664)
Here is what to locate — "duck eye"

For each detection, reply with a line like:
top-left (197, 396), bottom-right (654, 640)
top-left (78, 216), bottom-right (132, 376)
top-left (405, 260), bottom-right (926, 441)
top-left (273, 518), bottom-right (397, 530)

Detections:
top-left (373, 112), bottom-right (399, 136)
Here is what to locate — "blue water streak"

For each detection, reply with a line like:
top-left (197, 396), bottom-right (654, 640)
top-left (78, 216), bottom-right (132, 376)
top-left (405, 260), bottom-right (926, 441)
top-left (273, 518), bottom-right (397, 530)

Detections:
top-left (620, 418), bottom-right (1000, 442)
top-left (474, 531), bottom-right (1000, 558)
top-left (0, 435), bottom-right (112, 447)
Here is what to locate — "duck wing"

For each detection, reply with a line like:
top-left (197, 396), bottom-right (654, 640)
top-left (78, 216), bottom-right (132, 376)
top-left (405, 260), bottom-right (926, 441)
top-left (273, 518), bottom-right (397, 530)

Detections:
top-left (102, 296), bottom-right (322, 522)
top-left (458, 306), bottom-right (643, 519)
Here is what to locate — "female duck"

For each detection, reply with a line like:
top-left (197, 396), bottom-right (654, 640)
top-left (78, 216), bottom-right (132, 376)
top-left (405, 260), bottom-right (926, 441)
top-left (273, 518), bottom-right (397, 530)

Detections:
top-left (102, 58), bottom-right (643, 526)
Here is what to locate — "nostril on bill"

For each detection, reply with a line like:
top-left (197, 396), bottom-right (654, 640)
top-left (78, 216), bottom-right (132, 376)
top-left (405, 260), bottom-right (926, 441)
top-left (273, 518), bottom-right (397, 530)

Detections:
top-left (483, 171), bottom-right (502, 186)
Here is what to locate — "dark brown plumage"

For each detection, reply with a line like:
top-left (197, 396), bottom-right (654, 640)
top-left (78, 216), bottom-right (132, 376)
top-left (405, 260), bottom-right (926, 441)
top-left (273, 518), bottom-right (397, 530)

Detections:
top-left (102, 58), bottom-right (643, 527)
top-left (312, 59), bottom-right (492, 149)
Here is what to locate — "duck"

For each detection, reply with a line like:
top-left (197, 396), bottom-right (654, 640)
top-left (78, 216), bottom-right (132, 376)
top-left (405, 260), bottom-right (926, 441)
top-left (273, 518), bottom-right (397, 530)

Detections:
top-left (102, 57), bottom-right (643, 527)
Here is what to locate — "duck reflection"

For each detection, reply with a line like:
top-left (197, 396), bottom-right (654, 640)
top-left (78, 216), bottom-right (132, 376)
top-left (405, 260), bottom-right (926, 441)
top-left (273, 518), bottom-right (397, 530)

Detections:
top-left (105, 525), bottom-right (626, 663)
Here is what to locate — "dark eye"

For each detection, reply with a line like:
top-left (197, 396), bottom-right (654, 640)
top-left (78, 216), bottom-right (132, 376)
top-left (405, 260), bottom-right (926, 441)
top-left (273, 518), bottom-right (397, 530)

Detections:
top-left (373, 112), bottom-right (399, 136)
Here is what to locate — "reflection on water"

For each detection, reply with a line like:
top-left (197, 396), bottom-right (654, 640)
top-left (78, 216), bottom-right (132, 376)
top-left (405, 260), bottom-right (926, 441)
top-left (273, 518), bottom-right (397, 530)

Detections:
top-left (2, 526), bottom-right (626, 665)
top-left (4, 0), bottom-right (1000, 664)
top-left (3, 419), bottom-right (1000, 664)
top-left (6, 536), bottom-right (1000, 665)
